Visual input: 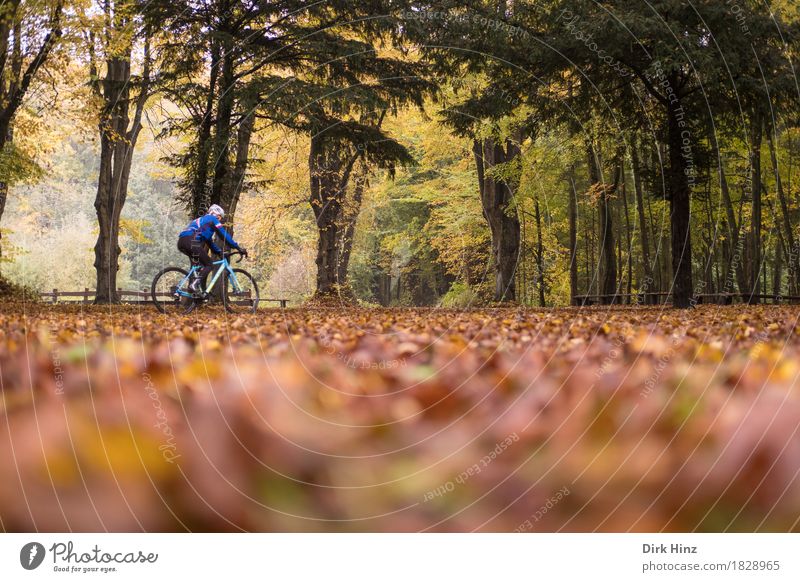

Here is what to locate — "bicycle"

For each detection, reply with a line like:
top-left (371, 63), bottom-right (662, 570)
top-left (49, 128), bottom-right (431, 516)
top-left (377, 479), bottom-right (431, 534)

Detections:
top-left (151, 250), bottom-right (259, 314)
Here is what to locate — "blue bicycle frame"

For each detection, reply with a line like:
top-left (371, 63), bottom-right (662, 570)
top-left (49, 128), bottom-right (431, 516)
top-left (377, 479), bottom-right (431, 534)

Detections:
top-left (175, 255), bottom-right (242, 298)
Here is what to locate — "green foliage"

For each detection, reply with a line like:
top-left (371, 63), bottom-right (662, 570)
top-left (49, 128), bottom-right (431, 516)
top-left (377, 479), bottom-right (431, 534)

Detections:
top-left (439, 281), bottom-right (477, 308)
top-left (0, 142), bottom-right (44, 185)
top-left (0, 273), bottom-right (39, 301)
top-left (4, 0), bottom-right (800, 309)
top-left (152, 0), bottom-right (434, 216)
top-left (4, 117), bottom-right (184, 293)
top-left (340, 106), bottom-right (491, 305)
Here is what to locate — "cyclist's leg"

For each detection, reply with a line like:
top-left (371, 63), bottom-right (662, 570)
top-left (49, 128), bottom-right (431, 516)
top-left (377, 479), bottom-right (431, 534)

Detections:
top-left (178, 235), bottom-right (197, 267)
top-left (189, 239), bottom-right (213, 290)
top-left (178, 235), bottom-right (208, 292)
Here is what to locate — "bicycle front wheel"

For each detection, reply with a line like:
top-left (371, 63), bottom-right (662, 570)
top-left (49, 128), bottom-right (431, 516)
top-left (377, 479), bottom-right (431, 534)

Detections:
top-left (152, 267), bottom-right (196, 315)
top-left (222, 268), bottom-right (259, 313)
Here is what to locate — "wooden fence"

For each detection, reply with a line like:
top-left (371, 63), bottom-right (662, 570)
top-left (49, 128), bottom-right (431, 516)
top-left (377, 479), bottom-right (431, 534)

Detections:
top-left (39, 288), bottom-right (288, 308)
top-left (572, 292), bottom-right (800, 306)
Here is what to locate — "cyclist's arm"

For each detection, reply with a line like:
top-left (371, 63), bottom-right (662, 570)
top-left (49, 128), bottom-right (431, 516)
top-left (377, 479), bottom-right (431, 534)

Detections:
top-left (212, 221), bottom-right (240, 250)
top-left (200, 230), bottom-right (223, 255)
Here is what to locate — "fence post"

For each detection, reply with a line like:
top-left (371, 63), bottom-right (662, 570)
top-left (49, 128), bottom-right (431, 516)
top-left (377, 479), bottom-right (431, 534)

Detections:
top-left (52, 288), bottom-right (58, 304)
top-left (84, 288), bottom-right (89, 304)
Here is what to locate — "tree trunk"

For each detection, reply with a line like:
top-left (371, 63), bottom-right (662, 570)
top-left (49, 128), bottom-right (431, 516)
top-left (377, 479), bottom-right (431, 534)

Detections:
top-left (598, 184), bottom-right (617, 302)
top-left (711, 139), bottom-right (747, 297)
top-left (94, 58), bottom-right (131, 303)
top-left (616, 191), bottom-right (622, 298)
top-left (310, 138), bottom-right (340, 295)
top-left (518, 204), bottom-right (526, 304)
top-left (310, 138), bottom-right (360, 296)
top-left (767, 129), bottom-right (796, 294)
top-left (93, 31), bottom-right (150, 304)
top-left (337, 171), bottom-right (366, 285)
top-left (666, 95), bottom-right (694, 308)
top-left (534, 195), bottom-right (546, 307)
top-left (316, 220), bottom-right (339, 295)
top-left (589, 206), bottom-right (596, 296)
top-left (0, 180), bottom-right (7, 271)
top-left (632, 147), bottom-right (653, 299)
top-left (568, 167), bottom-right (578, 303)
top-left (774, 227), bottom-right (784, 298)
top-left (584, 218), bottom-right (591, 297)
top-left (588, 141), bottom-right (617, 304)
top-left (631, 139), bottom-right (654, 301)
top-left (701, 182), bottom-right (716, 295)
top-left (210, 43), bottom-right (235, 207)
top-left (749, 114), bottom-right (763, 302)
top-left (189, 39), bottom-right (220, 217)
top-left (473, 137), bottom-right (521, 302)
top-left (645, 179), bottom-right (663, 293)
top-left (0, 128), bottom-right (10, 270)
top-left (621, 166), bottom-right (632, 299)
top-left (223, 103), bottom-right (256, 223)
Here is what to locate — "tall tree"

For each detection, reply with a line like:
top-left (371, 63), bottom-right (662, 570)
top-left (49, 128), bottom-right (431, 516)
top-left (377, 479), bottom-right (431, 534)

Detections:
top-left (309, 118), bottom-right (415, 297)
top-left (152, 0), bottom-right (430, 297)
top-left (0, 0), bottom-right (63, 260)
top-left (407, 1), bottom-right (534, 303)
top-left (629, 136), bottom-right (654, 299)
top-left (87, 2), bottom-right (153, 303)
top-left (473, 135), bottom-right (521, 301)
top-left (567, 165), bottom-right (578, 303)
top-left (587, 139), bottom-right (618, 303)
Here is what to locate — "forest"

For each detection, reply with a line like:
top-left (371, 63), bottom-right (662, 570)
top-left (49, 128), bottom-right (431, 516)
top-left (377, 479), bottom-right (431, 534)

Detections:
top-left (2, 0), bottom-right (800, 536)
top-left (0, 0), bottom-right (796, 309)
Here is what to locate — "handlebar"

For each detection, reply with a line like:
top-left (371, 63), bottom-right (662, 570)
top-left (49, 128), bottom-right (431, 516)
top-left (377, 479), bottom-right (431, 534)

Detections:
top-left (222, 250), bottom-right (246, 263)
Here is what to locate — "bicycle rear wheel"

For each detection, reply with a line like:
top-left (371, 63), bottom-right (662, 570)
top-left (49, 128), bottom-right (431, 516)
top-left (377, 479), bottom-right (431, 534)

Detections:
top-left (222, 268), bottom-right (259, 313)
top-left (152, 267), bottom-right (196, 314)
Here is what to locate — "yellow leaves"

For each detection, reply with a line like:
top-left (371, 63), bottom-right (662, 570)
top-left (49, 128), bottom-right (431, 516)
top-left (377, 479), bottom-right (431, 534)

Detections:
top-left (42, 449), bottom-right (81, 486)
top-left (178, 358), bottom-right (221, 390)
top-left (696, 341), bottom-right (724, 363)
top-left (119, 218), bottom-right (153, 245)
top-left (77, 424), bottom-right (168, 480)
top-left (203, 339), bottom-right (223, 351)
top-left (316, 388), bottom-right (343, 409)
top-left (736, 323), bottom-right (755, 340)
top-left (770, 359), bottom-right (798, 383)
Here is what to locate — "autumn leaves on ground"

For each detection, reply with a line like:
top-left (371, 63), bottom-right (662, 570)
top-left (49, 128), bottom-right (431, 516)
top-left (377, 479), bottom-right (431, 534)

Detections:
top-left (1, 302), bottom-right (800, 532)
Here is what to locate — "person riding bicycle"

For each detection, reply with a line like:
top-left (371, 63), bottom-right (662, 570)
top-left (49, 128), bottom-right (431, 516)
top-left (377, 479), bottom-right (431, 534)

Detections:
top-left (177, 204), bottom-right (247, 294)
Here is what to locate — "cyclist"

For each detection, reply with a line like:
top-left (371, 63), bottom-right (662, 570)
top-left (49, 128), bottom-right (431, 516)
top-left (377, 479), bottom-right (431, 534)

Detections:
top-left (177, 204), bottom-right (247, 294)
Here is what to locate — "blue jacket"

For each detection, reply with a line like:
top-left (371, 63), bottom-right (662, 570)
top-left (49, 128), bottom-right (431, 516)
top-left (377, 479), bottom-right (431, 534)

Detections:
top-left (179, 215), bottom-right (240, 255)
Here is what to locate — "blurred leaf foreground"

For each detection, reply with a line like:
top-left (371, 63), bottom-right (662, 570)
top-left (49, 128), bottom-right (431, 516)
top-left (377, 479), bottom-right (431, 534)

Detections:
top-left (2, 303), bottom-right (800, 532)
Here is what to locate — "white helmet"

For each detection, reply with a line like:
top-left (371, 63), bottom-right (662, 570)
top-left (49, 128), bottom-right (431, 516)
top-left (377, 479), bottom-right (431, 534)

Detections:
top-left (207, 204), bottom-right (225, 220)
